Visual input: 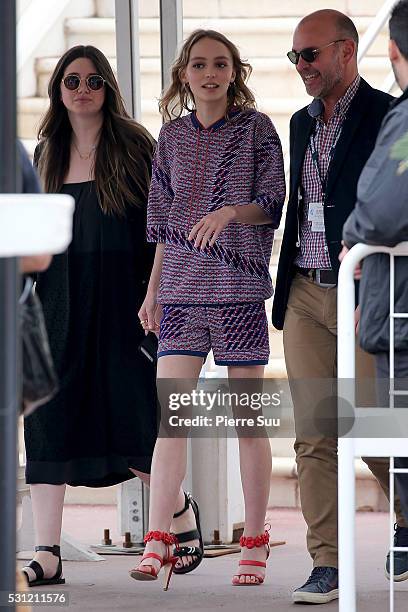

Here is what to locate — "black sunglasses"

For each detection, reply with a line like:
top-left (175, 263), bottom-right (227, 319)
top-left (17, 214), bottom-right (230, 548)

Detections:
top-left (61, 74), bottom-right (106, 91)
top-left (287, 40), bottom-right (346, 65)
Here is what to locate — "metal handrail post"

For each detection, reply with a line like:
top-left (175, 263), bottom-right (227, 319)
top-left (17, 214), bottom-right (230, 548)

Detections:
top-left (0, 1), bottom-right (18, 610)
top-left (338, 244), bottom-right (362, 612)
top-left (159, 0), bottom-right (183, 91)
top-left (338, 241), bottom-right (408, 611)
top-left (115, 0), bottom-right (141, 120)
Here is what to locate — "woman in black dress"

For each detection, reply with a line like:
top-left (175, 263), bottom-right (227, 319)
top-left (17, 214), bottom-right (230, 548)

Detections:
top-left (22, 45), bottom-right (201, 587)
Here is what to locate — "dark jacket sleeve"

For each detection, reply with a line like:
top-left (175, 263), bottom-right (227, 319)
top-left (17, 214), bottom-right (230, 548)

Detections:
top-left (271, 112), bottom-right (300, 330)
top-left (18, 141), bottom-right (41, 193)
top-left (343, 105), bottom-right (408, 248)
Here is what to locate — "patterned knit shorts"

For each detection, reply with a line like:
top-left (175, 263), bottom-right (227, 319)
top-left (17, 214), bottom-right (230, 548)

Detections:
top-left (158, 303), bottom-right (269, 366)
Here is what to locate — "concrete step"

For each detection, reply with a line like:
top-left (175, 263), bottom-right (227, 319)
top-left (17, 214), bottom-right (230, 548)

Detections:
top-left (253, 56), bottom-right (394, 100)
top-left (25, 80), bottom-right (398, 149)
top-left (96, 0), bottom-right (386, 19)
top-left (31, 80), bottom-right (399, 148)
top-left (22, 67), bottom-right (398, 153)
top-left (35, 54), bottom-right (394, 101)
top-left (18, 97), bottom-right (49, 141)
top-left (64, 16), bottom-right (390, 60)
top-left (18, 95), bottom-right (309, 142)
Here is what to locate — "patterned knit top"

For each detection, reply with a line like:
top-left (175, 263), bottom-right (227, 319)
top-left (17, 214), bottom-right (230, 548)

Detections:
top-left (147, 109), bottom-right (286, 304)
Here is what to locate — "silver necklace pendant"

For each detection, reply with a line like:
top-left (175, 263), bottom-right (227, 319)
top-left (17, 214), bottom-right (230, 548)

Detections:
top-left (74, 141), bottom-right (97, 160)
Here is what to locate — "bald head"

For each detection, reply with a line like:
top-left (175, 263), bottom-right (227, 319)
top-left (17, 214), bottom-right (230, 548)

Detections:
top-left (292, 9), bottom-right (359, 105)
top-left (297, 10), bottom-right (359, 49)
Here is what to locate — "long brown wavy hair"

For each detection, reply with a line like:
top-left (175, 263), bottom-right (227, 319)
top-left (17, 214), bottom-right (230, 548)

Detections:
top-left (36, 45), bottom-right (155, 216)
top-left (159, 30), bottom-right (256, 122)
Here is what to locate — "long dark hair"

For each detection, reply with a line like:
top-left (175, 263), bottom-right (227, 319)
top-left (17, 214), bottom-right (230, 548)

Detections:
top-left (36, 45), bottom-right (155, 216)
top-left (159, 29), bottom-right (256, 122)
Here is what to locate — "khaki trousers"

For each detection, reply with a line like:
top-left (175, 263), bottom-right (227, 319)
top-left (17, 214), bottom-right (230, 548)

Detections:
top-left (283, 273), bottom-right (406, 568)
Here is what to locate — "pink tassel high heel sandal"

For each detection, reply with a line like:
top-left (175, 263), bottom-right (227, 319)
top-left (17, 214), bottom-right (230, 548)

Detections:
top-left (232, 526), bottom-right (270, 586)
top-left (129, 530), bottom-right (178, 591)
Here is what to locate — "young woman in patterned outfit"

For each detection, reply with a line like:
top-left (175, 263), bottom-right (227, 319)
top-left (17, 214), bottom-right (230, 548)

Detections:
top-left (130, 30), bottom-right (286, 589)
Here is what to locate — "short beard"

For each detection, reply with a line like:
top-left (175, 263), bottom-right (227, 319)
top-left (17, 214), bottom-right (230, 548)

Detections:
top-left (315, 54), bottom-right (343, 99)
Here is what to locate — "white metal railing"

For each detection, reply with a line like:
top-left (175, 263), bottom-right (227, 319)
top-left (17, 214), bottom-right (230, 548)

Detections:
top-left (338, 242), bottom-right (408, 612)
top-left (115, 0), bottom-right (184, 545)
top-left (115, 0), bottom-right (142, 120)
top-left (357, 0), bottom-right (397, 64)
top-left (357, 0), bottom-right (398, 93)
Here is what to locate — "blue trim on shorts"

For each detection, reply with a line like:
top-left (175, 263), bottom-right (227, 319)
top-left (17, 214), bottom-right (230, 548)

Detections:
top-left (157, 350), bottom-right (207, 359)
top-left (215, 359), bottom-right (269, 366)
top-left (161, 302), bottom-right (263, 308)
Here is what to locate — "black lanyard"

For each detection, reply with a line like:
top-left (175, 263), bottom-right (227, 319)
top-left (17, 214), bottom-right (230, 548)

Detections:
top-left (308, 120), bottom-right (343, 198)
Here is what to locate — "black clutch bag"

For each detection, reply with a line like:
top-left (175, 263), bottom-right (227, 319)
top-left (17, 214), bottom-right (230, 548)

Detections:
top-left (19, 277), bottom-right (59, 415)
top-left (138, 332), bottom-right (158, 365)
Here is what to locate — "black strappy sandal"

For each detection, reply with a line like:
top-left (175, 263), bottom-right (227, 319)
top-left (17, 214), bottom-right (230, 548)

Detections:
top-left (21, 545), bottom-right (65, 587)
top-left (172, 491), bottom-right (204, 575)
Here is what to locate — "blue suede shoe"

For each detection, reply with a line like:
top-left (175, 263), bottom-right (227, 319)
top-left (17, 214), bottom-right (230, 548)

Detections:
top-left (385, 524), bottom-right (408, 582)
top-left (292, 566), bottom-right (339, 604)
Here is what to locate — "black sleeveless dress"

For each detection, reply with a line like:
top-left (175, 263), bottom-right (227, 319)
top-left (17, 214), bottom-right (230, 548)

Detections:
top-left (24, 180), bottom-right (158, 487)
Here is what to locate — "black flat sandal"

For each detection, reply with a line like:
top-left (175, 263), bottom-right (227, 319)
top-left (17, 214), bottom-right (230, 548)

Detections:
top-left (172, 491), bottom-right (204, 575)
top-left (21, 545), bottom-right (65, 587)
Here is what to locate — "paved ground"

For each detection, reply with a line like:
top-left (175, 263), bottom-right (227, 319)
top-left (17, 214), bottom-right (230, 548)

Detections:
top-left (17, 507), bottom-right (408, 611)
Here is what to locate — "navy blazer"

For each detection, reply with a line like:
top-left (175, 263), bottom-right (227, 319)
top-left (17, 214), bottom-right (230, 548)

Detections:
top-left (272, 78), bottom-right (392, 330)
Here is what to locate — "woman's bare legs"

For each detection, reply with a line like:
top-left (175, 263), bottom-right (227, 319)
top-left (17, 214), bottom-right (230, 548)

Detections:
top-left (228, 365), bottom-right (272, 584)
top-left (23, 484), bottom-right (66, 581)
top-left (129, 470), bottom-right (186, 517)
top-left (129, 469), bottom-right (197, 570)
top-left (136, 355), bottom-right (203, 574)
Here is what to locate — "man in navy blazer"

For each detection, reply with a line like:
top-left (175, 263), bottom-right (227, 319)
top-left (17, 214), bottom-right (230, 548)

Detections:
top-left (272, 8), bottom-right (407, 604)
